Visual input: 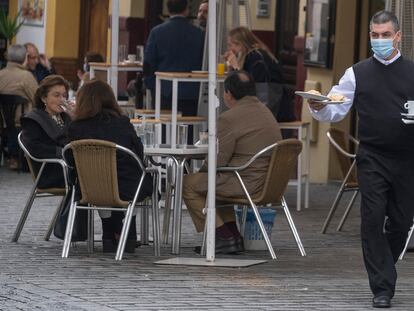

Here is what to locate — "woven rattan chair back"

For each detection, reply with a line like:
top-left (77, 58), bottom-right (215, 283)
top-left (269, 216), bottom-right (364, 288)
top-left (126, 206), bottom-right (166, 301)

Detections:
top-left (256, 139), bottom-right (302, 204)
top-left (69, 139), bottom-right (128, 208)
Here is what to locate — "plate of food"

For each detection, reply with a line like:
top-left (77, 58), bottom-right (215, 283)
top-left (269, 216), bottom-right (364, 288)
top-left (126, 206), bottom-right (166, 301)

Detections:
top-left (295, 90), bottom-right (330, 101)
top-left (317, 93), bottom-right (348, 105)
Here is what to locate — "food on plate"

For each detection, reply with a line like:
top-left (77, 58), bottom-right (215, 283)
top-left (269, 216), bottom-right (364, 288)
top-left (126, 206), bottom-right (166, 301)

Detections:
top-left (328, 93), bottom-right (346, 101)
top-left (307, 90), bottom-right (322, 95)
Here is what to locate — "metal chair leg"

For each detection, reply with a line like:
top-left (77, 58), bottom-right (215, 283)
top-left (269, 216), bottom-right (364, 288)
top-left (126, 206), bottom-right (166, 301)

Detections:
top-left (281, 197), bottom-right (306, 256)
top-left (336, 190), bottom-right (359, 232)
top-left (399, 221), bottom-right (414, 261)
top-left (116, 205), bottom-right (135, 261)
top-left (321, 184), bottom-right (346, 234)
top-left (162, 181), bottom-right (173, 244)
top-left (12, 186), bottom-right (38, 242)
top-left (44, 193), bottom-right (68, 241)
top-left (152, 173), bottom-right (161, 256)
top-left (87, 209), bottom-right (94, 253)
top-left (140, 205), bottom-right (150, 245)
top-left (62, 191), bottom-right (77, 258)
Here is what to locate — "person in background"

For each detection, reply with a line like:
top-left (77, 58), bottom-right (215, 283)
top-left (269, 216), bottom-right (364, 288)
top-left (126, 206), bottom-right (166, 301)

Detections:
top-left (77, 52), bottom-right (105, 88)
top-left (0, 44), bottom-right (38, 170)
top-left (225, 26), bottom-right (295, 122)
top-left (197, 0), bottom-right (208, 30)
top-left (308, 11), bottom-right (414, 308)
top-left (67, 79), bottom-right (153, 253)
top-left (20, 75), bottom-right (72, 188)
top-left (183, 71), bottom-right (282, 254)
top-left (24, 42), bottom-right (54, 83)
top-left (144, 0), bottom-right (204, 118)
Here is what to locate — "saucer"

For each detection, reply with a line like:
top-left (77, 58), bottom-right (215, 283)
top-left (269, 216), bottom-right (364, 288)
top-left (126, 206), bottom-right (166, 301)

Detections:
top-left (402, 118), bottom-right (414, 124)
top-left (321, 100), bottom-right (346, 105)
top-left (401, 112), bottom-right (414, 119)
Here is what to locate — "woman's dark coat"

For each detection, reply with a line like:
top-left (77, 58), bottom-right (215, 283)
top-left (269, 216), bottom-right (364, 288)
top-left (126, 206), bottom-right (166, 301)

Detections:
top-left (20, 109), bottom-right (71, 189)
top-left (67, 112), bottom-right (153, 202)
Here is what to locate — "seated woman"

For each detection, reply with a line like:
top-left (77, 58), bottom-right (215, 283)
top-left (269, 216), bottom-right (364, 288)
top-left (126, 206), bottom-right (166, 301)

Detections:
top-left (21, 75), bottom-right (72, 189)
top-left (67, 79), bottom-right (153, 253)
top-left (225, 26), bottom-right (295, 122)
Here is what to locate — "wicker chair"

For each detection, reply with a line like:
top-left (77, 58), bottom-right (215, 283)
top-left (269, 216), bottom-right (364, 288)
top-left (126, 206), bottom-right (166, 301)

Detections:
top-left (12, 133), bottom-right (69, 242)
top-left (321, 128), bottom-right (359, 234)
top-left (61, 139), bottom-right (160, 260)
top-left (202, 139), bottom-right (306, 259)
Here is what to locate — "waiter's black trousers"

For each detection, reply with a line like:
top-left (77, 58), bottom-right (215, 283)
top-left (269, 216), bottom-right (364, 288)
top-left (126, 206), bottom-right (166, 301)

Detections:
top-left (357, 147), bottom-right (414, 298)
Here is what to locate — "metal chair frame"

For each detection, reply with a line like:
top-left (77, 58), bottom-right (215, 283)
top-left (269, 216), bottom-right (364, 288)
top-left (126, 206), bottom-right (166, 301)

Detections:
top-left (321, 128), bottom-right (360, 234)
top-left (399, 220), bottom-right (414, 260)
top-left (201, 140), bottom-right (306, 259)
top-left (12, 133), bottom-right (69, 242)
top-left (61, 139), bottom-right (160, 261)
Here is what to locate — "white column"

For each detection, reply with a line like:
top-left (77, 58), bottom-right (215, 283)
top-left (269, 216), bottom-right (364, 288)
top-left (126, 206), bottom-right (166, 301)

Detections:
top-left (206, 0), bottom-right (217, 262)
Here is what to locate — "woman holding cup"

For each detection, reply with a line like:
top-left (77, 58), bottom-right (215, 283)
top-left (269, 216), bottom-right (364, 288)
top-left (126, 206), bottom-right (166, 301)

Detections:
top-left (20, 75), bottom-right (73, 187)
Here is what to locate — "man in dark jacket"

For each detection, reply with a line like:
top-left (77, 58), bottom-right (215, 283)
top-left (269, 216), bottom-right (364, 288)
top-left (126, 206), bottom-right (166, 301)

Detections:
top-left (143, 0), bottom-right (204, 117)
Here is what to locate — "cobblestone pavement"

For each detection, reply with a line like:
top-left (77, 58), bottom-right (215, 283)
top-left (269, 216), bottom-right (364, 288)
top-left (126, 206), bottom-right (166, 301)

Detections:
top-left (1, 167), bottom-right (413, 310)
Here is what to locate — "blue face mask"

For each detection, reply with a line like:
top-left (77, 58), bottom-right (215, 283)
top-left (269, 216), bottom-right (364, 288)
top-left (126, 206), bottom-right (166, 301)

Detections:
top-left (371, 38), bottom-right (395, 59)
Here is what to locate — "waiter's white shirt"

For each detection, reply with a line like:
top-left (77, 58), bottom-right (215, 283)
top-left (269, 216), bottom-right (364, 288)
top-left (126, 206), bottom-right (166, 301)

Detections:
top-left (309, 51), bottom-right (402, 122)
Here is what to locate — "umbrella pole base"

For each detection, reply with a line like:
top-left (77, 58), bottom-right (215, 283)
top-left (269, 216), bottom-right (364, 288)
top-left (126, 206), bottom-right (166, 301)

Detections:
top-left (154, 257), bottom-right (267, 267)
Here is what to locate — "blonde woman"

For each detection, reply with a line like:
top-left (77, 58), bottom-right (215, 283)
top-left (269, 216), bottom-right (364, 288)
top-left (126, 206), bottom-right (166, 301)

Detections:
top-left (225, 27), bottom-right (295, 121)
top-left (225, 26), bottom-right (282, 83)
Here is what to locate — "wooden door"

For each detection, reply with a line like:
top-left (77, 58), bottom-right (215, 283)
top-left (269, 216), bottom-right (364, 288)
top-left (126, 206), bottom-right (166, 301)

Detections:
top-left (78, 0), bottom-right (109, 63)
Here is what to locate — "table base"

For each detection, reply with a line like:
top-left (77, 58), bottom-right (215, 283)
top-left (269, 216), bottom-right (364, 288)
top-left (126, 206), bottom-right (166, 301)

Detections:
top-left (154, 257), bottom-right (267, 267)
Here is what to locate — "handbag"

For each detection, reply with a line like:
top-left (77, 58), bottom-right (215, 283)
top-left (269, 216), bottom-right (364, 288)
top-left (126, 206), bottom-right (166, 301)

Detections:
top-left (53, 187), bottom-right (88, 241)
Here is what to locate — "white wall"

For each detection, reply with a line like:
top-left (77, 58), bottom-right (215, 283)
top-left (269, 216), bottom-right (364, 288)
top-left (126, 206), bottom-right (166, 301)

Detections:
top-left (16, 0), bottom-right (47, 53)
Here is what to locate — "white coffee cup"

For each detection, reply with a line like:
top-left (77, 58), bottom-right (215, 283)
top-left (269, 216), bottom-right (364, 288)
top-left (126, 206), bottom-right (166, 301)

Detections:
top-left (127, 54), bottom-right (136, 62)
top-left (404, 101), bottom-right (414, 114)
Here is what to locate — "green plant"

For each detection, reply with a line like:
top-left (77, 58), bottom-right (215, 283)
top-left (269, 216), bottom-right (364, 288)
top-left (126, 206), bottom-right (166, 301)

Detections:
top-left (0, 9), bottom-right (24, 45)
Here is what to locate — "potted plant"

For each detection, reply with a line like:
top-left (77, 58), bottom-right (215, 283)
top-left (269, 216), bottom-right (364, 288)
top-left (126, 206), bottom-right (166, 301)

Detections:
top-left (0, 8), bottom-right (24, 45)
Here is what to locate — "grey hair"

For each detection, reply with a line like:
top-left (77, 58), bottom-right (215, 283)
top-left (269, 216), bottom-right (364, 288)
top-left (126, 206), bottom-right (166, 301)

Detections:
top-left (7, 44), bottom-right (27, 64)
top-left (370, 10), bottom-right (400, 32)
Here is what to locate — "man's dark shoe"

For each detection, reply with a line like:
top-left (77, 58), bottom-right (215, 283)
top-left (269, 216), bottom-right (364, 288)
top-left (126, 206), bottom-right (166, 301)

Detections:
top-left (193, 236), bottom-right (244, 254)
top-left (215, 236), bottom-right (244, 254)
top-left (372, 296), bottom-right (391, 308)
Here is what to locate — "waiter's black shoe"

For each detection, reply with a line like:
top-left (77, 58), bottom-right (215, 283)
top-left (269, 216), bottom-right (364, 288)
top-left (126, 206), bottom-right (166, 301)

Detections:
top-left (372, 295), bottom-right (391, 308)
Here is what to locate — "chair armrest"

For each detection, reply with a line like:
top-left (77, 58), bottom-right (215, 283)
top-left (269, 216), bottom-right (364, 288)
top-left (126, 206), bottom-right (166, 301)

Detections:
top-left (326, 132), bottom-right (357, 159)
top-left (217, 142), bottom-right (279, 173)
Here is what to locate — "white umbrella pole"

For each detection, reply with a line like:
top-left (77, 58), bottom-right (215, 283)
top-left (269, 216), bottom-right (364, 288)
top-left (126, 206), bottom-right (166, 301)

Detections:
top-left (110, 0), bottom-right (119, 96)
top-left (206, 0), bottom-right (217, 262)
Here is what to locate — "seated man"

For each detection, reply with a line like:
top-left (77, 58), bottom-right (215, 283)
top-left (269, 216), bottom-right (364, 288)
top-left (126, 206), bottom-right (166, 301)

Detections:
top-left (24, 42), bottom-right (54, 83)
top-left (0, 44), bottom-right (38, 169)
top-left (183, 71), bottom-right (282, 254)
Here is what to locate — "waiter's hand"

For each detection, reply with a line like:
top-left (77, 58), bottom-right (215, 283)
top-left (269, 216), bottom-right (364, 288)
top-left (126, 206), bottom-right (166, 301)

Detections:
top-left (308, 99), bottom-right (327, 111)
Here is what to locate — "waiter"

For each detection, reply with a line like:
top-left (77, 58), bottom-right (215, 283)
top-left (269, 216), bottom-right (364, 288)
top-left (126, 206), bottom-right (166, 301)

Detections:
top-left (309, 11), bottom-right (414, 308)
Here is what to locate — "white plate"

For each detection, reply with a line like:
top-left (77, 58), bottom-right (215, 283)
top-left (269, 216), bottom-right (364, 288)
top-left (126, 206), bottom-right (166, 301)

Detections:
top-left (295, 91), bottom-right (330, 101)
top-left (402, 118), bottom-right (414, 124)
top-left (191, 70), bottom-right (208, 74)
top-left (321, 100), bottom-right (346, 105)
top-left (401, 112), bottom-right (414, 119)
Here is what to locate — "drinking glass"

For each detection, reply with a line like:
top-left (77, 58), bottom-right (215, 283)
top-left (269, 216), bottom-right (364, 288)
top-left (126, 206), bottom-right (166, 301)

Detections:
top-left (144, 123), bottom-right (155, 147)
top-left (177, 124), bottom-right (188, 146)
top-left (217, 55), bottom-right (226, 75)
top-left (136, 45), bottom-right (144, 64)
top-left (119, 44), bottom-right (127, 63)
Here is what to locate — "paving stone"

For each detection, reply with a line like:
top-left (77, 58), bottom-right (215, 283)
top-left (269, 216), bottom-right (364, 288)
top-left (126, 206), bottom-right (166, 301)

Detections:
top-left (1, 167), bottom-right (413, 310)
